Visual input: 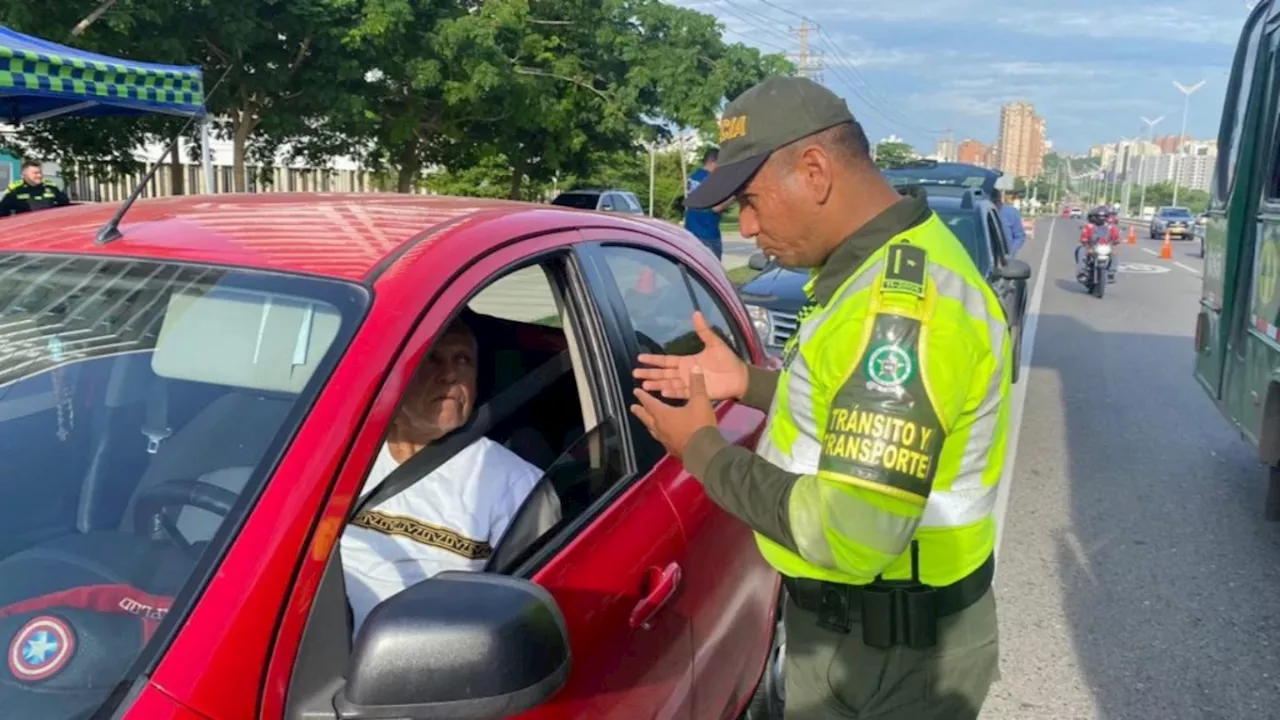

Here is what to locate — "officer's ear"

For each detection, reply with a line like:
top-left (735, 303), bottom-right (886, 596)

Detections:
top-left (790, 143), bottom-right (835, 206)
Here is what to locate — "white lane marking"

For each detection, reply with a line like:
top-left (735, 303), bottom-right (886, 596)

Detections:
top-left (994, 217), bottom-right (1055, 564)
top-left (1135, 246), bottom-right (1202, 275)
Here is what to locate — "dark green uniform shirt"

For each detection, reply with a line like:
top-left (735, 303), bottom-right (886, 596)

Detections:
top-left (683, 192), bottom-right (931, 554)
top-left (0, 181), bottom-right (71, 217)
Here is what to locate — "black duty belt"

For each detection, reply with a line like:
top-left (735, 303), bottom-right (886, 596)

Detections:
top-left (782, 552), bottom-right (995, 647)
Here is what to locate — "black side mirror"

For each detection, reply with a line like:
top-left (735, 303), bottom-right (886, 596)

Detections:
top-left (748, 252), bottom-right (770, 271)
top-left (997, 259), bottom-right (1032, 281)
top-left (335, 572), bottom-right (570, 720)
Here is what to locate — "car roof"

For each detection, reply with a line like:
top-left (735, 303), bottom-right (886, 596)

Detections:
top-left (0, 192), bottom-right (661, 282)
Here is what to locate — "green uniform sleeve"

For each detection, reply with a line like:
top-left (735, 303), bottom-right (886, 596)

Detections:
top-left (741, 364), bottom-right (779, 411)
top-left (682, 427), bottom-right (800, 553)
top-left (785, 245), bottom-right (977, 582)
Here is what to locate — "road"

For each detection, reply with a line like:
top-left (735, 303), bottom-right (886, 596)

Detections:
top-left (981, 218), bottom-right (1280, 719)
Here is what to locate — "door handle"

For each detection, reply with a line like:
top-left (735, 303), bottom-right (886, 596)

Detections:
top-left (629, 562), bottom-right (682, 630)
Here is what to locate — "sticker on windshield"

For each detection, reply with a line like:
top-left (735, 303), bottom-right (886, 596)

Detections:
top-left (7, 615), bottom-right (76, 683)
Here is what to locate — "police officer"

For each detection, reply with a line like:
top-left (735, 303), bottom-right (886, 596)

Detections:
top-left (0, 160), bottom-right (70, 217)
top-left (631, 76), bottom-right (1009, 719)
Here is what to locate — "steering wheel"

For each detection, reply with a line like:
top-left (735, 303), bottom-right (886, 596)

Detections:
top-left (132, 480), bottom-right (238, 557)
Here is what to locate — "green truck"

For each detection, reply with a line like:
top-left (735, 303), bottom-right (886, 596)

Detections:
top-left (1196, 0), bottom-right (1280, 518)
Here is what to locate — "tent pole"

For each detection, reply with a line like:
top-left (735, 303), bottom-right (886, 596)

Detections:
top-left (202, 115), bottom-right (214, 194)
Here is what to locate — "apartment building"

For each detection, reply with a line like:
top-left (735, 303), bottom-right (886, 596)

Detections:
top-left (996, 101), bottom-right (1045, 179)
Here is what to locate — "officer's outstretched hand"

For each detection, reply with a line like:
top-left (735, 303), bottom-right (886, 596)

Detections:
top-left (631, 366), bottom-right (719, 460)
top-left (633, 311), bottom-right (747, 401)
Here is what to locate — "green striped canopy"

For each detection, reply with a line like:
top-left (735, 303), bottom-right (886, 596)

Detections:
top-left (0, 25), bottom-right (205, 123)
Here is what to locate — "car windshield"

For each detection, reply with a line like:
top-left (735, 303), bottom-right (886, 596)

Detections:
top-left (550, 192), bottom-right (600, 210)
top-left (0, 254), bottom-right (363, 719)
top-left (936, 209), bottom-right (991, 276)
top-left (882, 163), bottom-right (999, 196)
top-left (1161, 207), bottom-right (1193, 218)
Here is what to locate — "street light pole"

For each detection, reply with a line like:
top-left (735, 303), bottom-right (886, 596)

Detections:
top-left (1171, 80), bottom-right (1206, 207)
top-left (1139, 115), bottom-right (1165, 219)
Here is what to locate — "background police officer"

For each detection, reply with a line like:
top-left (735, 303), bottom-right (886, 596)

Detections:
top-left (631, 76), bottom-right (1009, 719)
top-left (0, 160), bottom-right (70, 217)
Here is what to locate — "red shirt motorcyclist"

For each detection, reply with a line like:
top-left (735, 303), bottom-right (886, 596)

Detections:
top-left (1077, 207), bottom-right (1119, 283)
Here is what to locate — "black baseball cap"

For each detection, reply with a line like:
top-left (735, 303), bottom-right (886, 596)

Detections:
top-left (685, 76), bottom-right (856, 209)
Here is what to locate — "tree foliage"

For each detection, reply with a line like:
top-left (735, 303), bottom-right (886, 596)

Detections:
top-left (873, 140), bottom-right (916, 170)
top-left (1, 0), bottom-right (791, 198)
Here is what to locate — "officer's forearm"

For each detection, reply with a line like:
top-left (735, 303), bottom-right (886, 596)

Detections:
top-left (740, 364), bottom-right (779, 411)
top-left (682, 426), bottom-right (799, 553)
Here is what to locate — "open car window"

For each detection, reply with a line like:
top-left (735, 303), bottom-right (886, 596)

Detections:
top-left (0, 253), bottom-right (363, 720)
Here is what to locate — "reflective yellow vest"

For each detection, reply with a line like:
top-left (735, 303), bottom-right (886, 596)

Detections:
top-left (757, 211), bottom-right (1011, 587)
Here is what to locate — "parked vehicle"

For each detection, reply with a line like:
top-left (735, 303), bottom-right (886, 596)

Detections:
top-left (550, 188), bottom-right (645, 215)
top-left (1150, 206), bottom-right (1195, 239)
top-left (0, 193), bottom-right (781, 719)
top-left (738, 162), bottom-right (1031, 382)
top-left (1195, 0), bottom-right (1280, 520)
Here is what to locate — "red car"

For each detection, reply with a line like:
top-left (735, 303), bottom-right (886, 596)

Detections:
top-left (0, 194), bottom-right (783, 719)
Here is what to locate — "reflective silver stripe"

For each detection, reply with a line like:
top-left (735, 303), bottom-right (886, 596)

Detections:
top-left (768, 261), bottom-right (884, 475)
top-left (927, 264), bottom-right (1007, 498)
top-left (921, 484), bottom-right (997, 527)
top-left (821, 481), bottom-right (919, 556)
top-left (788, 475), bottom-right (838, 568)
top-left (784, 261), bottom-right (884, 457)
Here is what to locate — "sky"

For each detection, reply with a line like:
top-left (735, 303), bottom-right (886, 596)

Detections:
top-left (672, 0), bottom-right (1249, 155)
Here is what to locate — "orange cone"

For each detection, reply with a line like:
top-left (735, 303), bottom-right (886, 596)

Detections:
top-left (1160, 230), bottom-right (1173, 259)
top-left (1127, 227), bottom-right (1137, 245)
top-left (637, 267), bottom-right (655, 293)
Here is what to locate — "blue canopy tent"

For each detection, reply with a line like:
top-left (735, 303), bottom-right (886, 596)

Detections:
top-left (0, 25), bottom-right (212, 190)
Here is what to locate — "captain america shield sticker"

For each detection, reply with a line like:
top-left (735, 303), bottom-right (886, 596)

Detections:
top-left (8, 615), bottom-right (76, 682)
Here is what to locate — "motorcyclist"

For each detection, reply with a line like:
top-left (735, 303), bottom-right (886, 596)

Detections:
top-left (1078, 206), bottom-right (1119, 284)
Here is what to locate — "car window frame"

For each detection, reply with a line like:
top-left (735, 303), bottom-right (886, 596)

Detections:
top-left (575, 235), bottom-right (757, 471)
top-left (599, 193), bottom-right (616, 211)
top-left (984, 207), bottom-right (1009, 270)
top-left (277, 230), bottom-right (645, 718)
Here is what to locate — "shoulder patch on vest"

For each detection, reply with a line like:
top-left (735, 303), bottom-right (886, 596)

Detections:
top-left (882, 243), bottom-right (927, 297)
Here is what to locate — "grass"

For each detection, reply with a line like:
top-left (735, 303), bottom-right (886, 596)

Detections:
top-left (726, 265), bottom-right (761, 287)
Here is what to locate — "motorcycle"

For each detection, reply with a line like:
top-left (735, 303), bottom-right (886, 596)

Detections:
top-left (1077, 232), bottom-right (1114, 298)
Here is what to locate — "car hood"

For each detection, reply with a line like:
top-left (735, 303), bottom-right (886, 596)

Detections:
top-left (737, 266), bottom-right (808, 312)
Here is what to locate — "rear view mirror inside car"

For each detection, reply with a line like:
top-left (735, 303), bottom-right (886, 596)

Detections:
top-left (335, 572), bottom-right (571, 719)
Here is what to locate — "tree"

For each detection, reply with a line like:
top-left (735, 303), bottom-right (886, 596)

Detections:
top-left (874, 141), bottom-right (915, 170)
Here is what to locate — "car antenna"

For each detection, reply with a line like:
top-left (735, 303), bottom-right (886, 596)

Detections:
top-left (95, 67), bottom-right (232, 246)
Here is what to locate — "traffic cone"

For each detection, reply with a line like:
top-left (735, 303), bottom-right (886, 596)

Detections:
top-left (1127, 227), bottom-right (1136, 245)
top-left (1160, 230), bottom-right (1173, 259)
top-left (637, 267), bottom-right (655, 293)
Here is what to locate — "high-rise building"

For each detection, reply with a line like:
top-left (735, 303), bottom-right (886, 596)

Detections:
top-left (1154, 134), bottom-right (1191, 154)
top-left (934, 136), bottom-right (956, 162)
top-left (956, 139), bottom-right (989, 167)
top-left (997, 101), bottom-right (1046, 179)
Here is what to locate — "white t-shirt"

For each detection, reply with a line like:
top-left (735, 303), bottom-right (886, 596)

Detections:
top-left (340, 436), bottom-right (552, 633)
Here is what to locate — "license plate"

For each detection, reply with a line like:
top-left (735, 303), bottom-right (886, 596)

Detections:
top-left (1170, 227), bottom-right (1185, 234)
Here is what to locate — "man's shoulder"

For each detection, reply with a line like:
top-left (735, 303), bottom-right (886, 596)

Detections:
top-left (459, 436), bottom-right (542, 481)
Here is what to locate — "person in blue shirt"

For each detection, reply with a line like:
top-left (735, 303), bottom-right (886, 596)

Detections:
top-left (991, 189), bottom-right (1026, 257)
top-left (685, 148), bottom-right (730, 259)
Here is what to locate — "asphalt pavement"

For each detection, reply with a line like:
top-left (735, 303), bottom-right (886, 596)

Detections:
top-left (981, 218), bottom-right (1280, 719)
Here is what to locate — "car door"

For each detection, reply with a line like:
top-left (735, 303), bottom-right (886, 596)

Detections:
top-left (273, 232), bottom-right (693, 720)
top-left (575, 231), bottom-right (778, 720)
top-left (984, 208), bottom-right (1018, 327)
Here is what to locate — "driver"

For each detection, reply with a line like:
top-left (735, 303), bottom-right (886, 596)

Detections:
top-left (1078, 206), bottom-right (1119, 284)
top-left (339, 315), bottom-right (556, 634)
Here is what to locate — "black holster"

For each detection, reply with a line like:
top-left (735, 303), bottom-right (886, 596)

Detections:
top-left (860, 579), bottom-right (938, 650)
